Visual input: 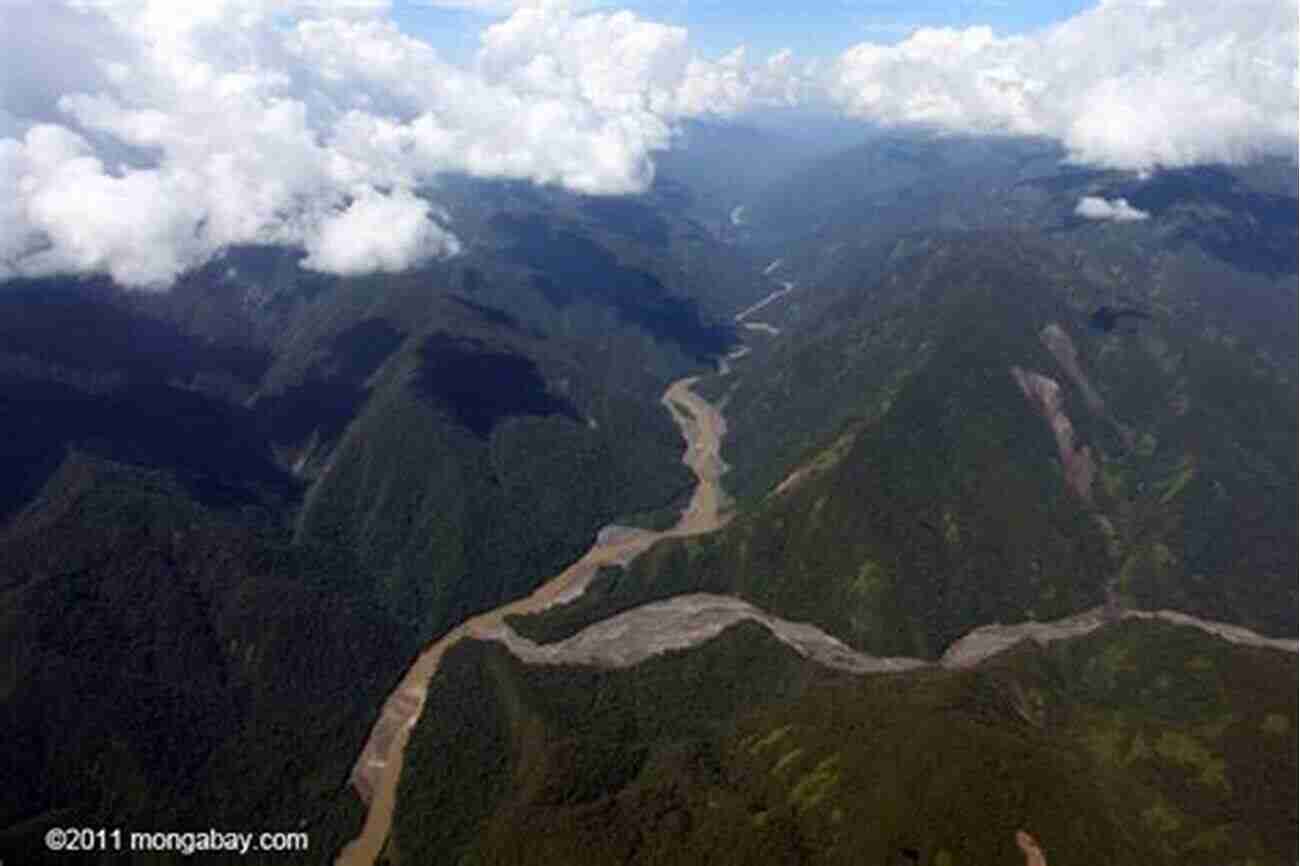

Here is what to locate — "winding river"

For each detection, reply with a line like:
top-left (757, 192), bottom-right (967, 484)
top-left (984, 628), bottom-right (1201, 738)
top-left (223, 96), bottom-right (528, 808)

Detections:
top-left (336, 296), bottom-right (1296, 865)
top-left (335, 361), bottom-right (738, 866)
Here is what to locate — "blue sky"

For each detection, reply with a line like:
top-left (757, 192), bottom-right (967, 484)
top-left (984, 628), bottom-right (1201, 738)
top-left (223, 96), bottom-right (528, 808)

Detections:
top-left (394, 0), bottom-right (1098, 63)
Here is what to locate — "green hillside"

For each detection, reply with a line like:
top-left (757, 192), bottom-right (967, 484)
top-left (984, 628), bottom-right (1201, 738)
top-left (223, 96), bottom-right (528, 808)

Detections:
top-left (516, 230), bottom-right (1295, 663)
top-left (0, 454), bottom-right (406, 864)
top-left (0, 180), bottom-right (759, 862)
top-left (2, 131), bottom-right (1294, 866)
top-left (393, 619), bottom-right (1297, 866)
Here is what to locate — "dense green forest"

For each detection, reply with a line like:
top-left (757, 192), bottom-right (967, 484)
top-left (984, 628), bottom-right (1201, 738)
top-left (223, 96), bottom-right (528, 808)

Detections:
top-left (394, 620), bottom-right (1297, 866)
top-left (0, 454), bottom-right (404, 864)
top-left (517, 230), bottom-right (1297, 657)
top-left (0, 177), bottom-right (758, 862)
top-left (2, 127), bottom-right (1295, 866)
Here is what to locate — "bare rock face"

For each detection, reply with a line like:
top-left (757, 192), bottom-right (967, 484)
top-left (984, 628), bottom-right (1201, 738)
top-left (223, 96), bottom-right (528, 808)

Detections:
top-left (1039, 323), bottom-right (1105, 415)
top-left (1016, 831), bottom-right (1049, 866)
top-left (1040, 322), bottom-right (1141, 450)
top-left (1010, 367), bottom-right (1096, 503)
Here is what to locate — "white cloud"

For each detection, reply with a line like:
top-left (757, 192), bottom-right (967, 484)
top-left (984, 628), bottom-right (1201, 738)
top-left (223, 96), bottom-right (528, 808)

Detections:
top-left (829, 0), bottom-right (1298, 171)
top-left (1074, 195), bottom-right (1150, 222)
top-left (3, 125), bottom-right (209, 288)
top-left (411, 0), bottom-right (558, 12)
top-left (475, 10), bottom-right (806, 119)
top-left (0, 0), bottom-right (801, 288)
top-left (6, 0), bottom-right (1283, 290)
top-left (301, 187), bottom-right (460, 275)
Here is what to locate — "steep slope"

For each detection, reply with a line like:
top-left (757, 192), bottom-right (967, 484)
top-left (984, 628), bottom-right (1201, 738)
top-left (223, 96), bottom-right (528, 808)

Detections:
top-left (373, 145), bottom-right (1296, 866)
top-left (0, 179), bottom-right (759, 862)
top-left (736, 138), bottom-right (1297, 380)
top-left (0, 454), bottom-right (410, 864)
top-left (382, 146), bottom-right (1296, 864)
top-left (517, 230), bottom-right (1296, 659)
top-left (5, 127), bottom-right (1293, 866)
top-left (393, 618), bottom-right (1297, 866)
top-left (384, 216), bottom-right (1295, 866)
top-left (429, 173), bottom-right (768, 327)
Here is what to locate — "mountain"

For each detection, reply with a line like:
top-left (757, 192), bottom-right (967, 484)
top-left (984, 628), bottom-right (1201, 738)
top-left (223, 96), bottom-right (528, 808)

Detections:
top-left (0, 180), bottom-right (762, 862)
top-left (393, 619), bottom-right (1296, 866)
top-left (651, 116), bottom-right (870, 234)
top-left (449, 140), bottom-right (1296, 864)
top-left (739, 136), bottom-right (1297, 346)
top-left (3, 127), bottom-right (1295, 866)
top-left (517, 226), bottom-right (1295, 658)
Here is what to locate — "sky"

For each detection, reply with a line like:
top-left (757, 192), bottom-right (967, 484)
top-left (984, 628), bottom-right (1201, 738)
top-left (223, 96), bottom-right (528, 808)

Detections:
top-left (0, 0), bottom-right (1295, 288)
top-left (395, 0), bottom-right (1100, 62)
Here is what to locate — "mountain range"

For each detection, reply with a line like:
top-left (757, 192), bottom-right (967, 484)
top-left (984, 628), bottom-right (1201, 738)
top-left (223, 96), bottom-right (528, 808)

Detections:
top-left (1, 124), bottom-right (1295, 865)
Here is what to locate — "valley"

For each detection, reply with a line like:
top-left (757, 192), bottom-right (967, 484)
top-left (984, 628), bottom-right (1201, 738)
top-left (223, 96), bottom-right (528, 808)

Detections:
top-left (2, 4), bottom-right (1296, 864)
top-left (339, 282), bottom-right (1296, 864)
top-left (337, 341), bottom-right (740, 866)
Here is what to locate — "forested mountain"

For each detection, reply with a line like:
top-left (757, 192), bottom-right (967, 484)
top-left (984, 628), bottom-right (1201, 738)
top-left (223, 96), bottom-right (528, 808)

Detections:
top-left (483, 138), bottom-right (1297, 864)
top-left (522, 230), bottom-right (1295, 658)
top-left (0, 179), bottom-right (761, 863)
top-left (5, 0), bottom-right (1297, 862)
top-left (2, 127), bottom-right (1295, 866)
top-left (396, 619), bottom-right (1296, 866)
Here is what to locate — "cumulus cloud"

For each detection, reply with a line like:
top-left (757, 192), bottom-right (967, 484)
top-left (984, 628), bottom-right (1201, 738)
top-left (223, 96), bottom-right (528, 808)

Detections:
top-left (0, 0), bottom-right (802, 288)
top-left (476, 9), bottom-right (807, 120)
top-left (7, 0), bottom-right (1283, 290)
top-left (302, 188), bottom-right (461, 275)
top-left (1, 125), bottom-right (208, 287)
top-left (1074, 195), bottom-right (1150, 222)
top-left (828, 0), bottom-right (1298, 171)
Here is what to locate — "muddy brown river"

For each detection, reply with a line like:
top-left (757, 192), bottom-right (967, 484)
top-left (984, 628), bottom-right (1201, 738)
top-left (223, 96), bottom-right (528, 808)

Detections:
top-left (335, 367), bottom-right (737, 866)
top-left (336, 317), bottom-right (1296, 865)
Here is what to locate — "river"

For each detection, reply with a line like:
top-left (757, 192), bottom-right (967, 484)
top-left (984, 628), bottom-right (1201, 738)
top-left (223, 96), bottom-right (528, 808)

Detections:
top-left (335, 361), bottom-right (738, 866)
top-left (335, 307), bottom-right (1296, 865)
